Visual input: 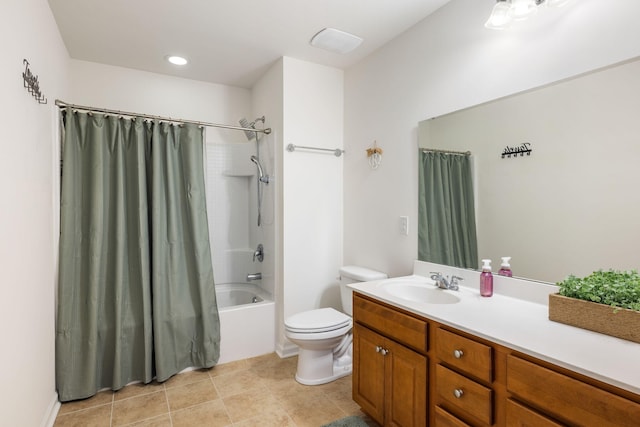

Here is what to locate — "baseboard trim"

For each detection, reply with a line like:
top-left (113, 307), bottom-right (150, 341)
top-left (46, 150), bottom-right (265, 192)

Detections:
top-left (276, 340), bottom-right (299, 358)
top-left (41, 392), bottom-right (60, 427)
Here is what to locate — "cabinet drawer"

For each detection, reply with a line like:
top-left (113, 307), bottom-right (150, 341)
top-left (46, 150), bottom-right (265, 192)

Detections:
top-left (436, 364), bottom-right (493, 425)
top-left (507, 355), bottom-right (640, 426)
top-left (353, 294), bottom-right (428, 353)
top-left (436, 328), bottom-right (493, 383)
top-left (434, 406), bottom-right (472, 427)
top-left (506, 399), bottom-right (563, 427)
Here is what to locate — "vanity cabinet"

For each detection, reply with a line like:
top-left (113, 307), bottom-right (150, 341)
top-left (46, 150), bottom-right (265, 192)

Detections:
top-left (353, 295), bottom-right (428, 427)
top-left (352, 293), bottom-right (640, 427)
top-left (506, 355), bottom-right (640, 426)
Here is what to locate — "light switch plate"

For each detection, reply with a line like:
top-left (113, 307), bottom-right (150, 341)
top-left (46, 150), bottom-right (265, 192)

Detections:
top-left (400, 216), bottom-right (409, 235)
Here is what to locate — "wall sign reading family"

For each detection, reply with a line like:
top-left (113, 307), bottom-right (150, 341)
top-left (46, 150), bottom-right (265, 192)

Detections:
top-left (501, 142), bottom-right (532, 159)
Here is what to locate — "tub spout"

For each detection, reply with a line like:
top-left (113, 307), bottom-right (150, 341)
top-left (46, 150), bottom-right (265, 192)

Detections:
top-left (247, 273), bottom-right (262, 281)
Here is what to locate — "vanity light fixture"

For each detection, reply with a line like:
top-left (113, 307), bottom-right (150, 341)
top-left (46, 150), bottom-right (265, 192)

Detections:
top-left (485, 0), bottom-right (573, 30)
top-left (310, 28), bottom-right (363, 54)
top-left (165, 55), bottom-right (188, 66)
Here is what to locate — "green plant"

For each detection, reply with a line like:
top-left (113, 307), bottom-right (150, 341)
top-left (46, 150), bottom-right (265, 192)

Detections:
top-left (557, 270), bottom-right (640, 312)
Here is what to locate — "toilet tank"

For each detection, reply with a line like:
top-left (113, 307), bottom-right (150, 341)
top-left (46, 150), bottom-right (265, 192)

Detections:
top-left (339, 266), bottom-right (388, 316)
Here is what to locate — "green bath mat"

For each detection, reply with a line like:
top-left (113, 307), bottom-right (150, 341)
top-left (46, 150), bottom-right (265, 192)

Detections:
top-left (321, 415), bottom-right (371, 427)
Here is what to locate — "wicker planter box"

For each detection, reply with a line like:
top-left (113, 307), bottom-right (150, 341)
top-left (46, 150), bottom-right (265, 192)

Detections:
top-left (549, 293), bottom-right (640, 344)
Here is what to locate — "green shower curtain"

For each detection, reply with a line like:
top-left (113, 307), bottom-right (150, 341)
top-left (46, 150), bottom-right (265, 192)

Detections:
top-left (56, 109), bottom-right (220, 402)
top-left (418, 151), bottom-right (478, 269)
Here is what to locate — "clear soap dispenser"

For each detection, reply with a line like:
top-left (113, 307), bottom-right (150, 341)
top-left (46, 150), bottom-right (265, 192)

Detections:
top-left (498, 257), bottom-right (512, 277)
top-left (480, 259), bottom-right (493, 297)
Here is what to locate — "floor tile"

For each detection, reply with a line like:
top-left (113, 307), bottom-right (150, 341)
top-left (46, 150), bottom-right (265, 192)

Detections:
top-left (165, 378), bottom-right (219, 411)
top-left (212, 369), bottom-right (265, 397)
top-left (233, 408), bottom-right (296, 427)
top-left (113, 381), bottom-right (165, 401)
top-left (286, 395), bottom-right (346, 427)
top-left (53, 352), bottom-right (373, 427)
top-left (222, 388), bottom-right (285, 423)
top-left (53, 404), bottom-right (112, 427)
top-left (271, 380), bottom-right (325, 410)
top-left (120, 413), bottom-right (172, 427)
top-left (163, 368), bottom-right (211, 389)
top-left (171, 399), bottom-right (231, 427)
top-left (57, 390), bottom-right (114, 415)
top-left (111, 391), bottom-right (168, 426)
top-left (208, 359), bottom-right (249, 378)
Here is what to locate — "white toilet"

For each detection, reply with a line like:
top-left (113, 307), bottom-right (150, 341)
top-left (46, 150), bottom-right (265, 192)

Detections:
top-left (284, 266), bottom-right (387, 385)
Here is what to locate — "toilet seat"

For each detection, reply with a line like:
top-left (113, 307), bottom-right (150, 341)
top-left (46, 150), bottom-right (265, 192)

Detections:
top-left (285, 308), bottom-right (351, 333)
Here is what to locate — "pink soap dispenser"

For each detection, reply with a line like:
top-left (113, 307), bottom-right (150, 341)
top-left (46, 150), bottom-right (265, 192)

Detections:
top-left (480, 259), bottom-right (493, 297)
top-left (498, 257), bottom-right (513, 277)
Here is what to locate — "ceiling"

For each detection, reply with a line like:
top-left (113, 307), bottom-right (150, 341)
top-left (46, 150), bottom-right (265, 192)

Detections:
top-left (48, 0), bottom-right (451, 89)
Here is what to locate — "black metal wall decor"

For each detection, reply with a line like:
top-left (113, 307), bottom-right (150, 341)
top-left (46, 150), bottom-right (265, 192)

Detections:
top-left (501, 142), bottom-right (532, 158)
top-left (22, 59), bottom-right (47, 104)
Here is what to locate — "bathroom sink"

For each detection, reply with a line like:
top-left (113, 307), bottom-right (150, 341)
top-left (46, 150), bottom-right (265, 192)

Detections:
top-left (381, 279), bottom-right (460, 304)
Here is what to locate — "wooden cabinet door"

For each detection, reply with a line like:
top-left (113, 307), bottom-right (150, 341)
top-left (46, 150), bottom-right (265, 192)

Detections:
top-left (385, 338), bottom-right (428, 427)
top-left (353, 324), bottom-right (385, 425)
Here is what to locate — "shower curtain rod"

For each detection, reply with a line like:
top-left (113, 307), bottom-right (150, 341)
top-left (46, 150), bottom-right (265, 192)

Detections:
top-left (422, 148), bottom-right (471, 156)
top-left (55, 100), bottom-right (272, 135)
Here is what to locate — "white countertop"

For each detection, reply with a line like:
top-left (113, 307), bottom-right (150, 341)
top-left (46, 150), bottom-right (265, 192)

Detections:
top-left (348, 261), bottom-right (640, 396)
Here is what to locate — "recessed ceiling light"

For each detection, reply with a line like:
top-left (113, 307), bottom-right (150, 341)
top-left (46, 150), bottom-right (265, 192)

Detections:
top-left (310, 28), bottom-right (363, 54)
top-left (166, 55), bottom-right (188, 66)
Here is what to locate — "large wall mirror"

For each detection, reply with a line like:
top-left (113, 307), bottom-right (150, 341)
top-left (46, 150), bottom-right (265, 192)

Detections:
top-left (418, 58), bottom-right (640, 284)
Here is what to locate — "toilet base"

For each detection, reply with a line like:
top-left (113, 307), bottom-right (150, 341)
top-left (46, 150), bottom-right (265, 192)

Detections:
top-left (294, 346), bottom-right (353, 385)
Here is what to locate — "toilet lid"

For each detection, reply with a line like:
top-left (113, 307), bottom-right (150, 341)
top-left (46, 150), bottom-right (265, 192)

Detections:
top-left (285, 308), bottom-right (352, 333)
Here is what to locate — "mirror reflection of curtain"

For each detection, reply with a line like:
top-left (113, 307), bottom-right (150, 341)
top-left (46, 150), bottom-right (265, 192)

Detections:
top-left (418, 151), bottom-right (478, 269)
top-left (56, 109), bottom-right (220, 402)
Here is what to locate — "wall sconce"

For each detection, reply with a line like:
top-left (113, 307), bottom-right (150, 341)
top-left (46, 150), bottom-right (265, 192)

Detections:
top-left (366, 141), bottom-right (383, 169)
top-left (485, 0), bottom-right (572, 30)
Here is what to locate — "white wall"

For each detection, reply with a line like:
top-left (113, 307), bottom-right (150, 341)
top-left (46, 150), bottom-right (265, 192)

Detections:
top-left (68, 59), bottom-right (252, 145)
top-left (0, 1), bottom-right (69, 425)
top-left (279, 58), bottom-right (344, 355)
top-left (344, 0), bottom-right (640, 278)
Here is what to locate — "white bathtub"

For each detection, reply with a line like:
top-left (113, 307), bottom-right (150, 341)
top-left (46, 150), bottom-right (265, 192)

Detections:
top-left (215, 283), bottom-right (275, 364)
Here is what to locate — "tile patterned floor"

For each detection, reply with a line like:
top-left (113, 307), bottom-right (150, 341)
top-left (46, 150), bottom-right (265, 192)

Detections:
top-left (53, 353), bottom-right (379, 427)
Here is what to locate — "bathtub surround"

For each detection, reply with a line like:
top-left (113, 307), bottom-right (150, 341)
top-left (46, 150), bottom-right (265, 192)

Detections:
top-left (56, 111), bottom-right (220, 401)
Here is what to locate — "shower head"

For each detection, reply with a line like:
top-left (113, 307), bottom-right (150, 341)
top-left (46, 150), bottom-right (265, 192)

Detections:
top-left (250, 155), bottom-right (264, 178)
top-left (239, 118), bottom-right (256, 141)
top-left (250, 155), bottom-right (269, 184)
top-left (239, 116), bottom-right (267, 141)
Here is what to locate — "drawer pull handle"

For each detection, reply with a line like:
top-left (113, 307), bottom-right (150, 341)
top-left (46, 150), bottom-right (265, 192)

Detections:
top-left (375, 346), bottom-right (382, 353)
top-left (453, 349), bottom-right (464, 359)
top-left (453, 389), bottom-right (464, 399)
top-left (381, 348), bottom-right (390, 356)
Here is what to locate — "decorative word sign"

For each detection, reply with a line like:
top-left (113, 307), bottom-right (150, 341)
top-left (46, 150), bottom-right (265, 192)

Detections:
top-left (501, 142), bottom-right (532, 158)
top-left (22, 59), bottom-right (47, 104)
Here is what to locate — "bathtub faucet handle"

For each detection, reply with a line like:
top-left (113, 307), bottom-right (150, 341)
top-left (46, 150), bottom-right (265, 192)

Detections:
top-left (247, 273), bottom-right (262, 281)
top-left (253, 244), bottom-right (264, 263)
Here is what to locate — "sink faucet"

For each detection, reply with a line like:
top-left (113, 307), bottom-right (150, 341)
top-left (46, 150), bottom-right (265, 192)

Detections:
top-left (430, 272), bottom-right (463, 291)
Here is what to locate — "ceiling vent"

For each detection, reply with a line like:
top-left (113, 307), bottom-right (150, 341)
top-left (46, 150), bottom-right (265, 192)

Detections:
top-left (310, 28), bottom-right (363, 54)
